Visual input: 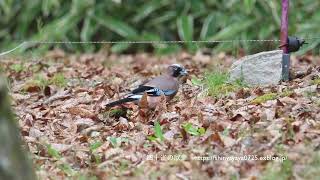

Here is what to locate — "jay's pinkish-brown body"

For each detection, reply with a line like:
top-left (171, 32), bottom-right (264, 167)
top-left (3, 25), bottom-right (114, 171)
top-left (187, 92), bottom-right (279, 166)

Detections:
top-left (106, 64), bottom-right (187, 109)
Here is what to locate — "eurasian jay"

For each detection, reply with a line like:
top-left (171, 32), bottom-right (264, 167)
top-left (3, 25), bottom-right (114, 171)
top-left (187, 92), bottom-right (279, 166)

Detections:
top-left (106, 64), bottom-right (188, 109)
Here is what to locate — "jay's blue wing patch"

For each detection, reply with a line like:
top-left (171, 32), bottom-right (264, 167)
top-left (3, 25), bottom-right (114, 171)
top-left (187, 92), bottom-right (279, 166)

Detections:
top-left (145, 88), bottom-right (176, 96)
top-left (162, 89), bottom-right (177, 96)
top-left (130, 85), bottom-right (177, 97)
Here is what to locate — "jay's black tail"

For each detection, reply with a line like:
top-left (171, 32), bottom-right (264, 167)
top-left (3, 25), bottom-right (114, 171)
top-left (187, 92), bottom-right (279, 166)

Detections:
top-left (105, 97), bottom-right (137, 108)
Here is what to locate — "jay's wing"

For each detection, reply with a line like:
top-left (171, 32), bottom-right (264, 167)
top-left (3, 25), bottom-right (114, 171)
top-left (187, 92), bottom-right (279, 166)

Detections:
top-left (144, 87), bottom-right (177, 96)
top-left (131, 85), bottom-right (154, 94)
top-left (106, 75), bottom-right (179, 108)
top-left (130, 85), bottom-right (177, 96)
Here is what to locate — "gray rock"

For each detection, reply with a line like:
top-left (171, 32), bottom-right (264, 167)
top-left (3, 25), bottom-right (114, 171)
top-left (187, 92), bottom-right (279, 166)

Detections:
top-left (294, 85), bottom-right (318, 95)
top-left (229, 50), bottom-right (283, 86)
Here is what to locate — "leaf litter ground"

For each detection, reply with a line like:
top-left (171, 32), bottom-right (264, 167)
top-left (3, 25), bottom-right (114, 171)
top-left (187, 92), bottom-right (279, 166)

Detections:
top-left (1, 50), bottom-right (320, 179)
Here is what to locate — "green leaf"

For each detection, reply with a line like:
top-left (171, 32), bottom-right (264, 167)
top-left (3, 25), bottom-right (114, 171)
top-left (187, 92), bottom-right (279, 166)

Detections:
top-left (177, 15), bottom-right (197, 52)
top-left (111, 43), bottom-right (131, 53)
top-left (108, 137), bottom-right (118, 147)
top-left (210, 19), bottom-right (255, 40)
top-left (266, 0), bottom-right (281, 26)
top-left (133, 0), bottom-right (168, 22)
top-left (182, 123), bottom-right (200, 136)
top-left (258, 24), bottom-right (275, 39)
top-left (190, 0), bottom-right (205, 12)
top-left (81, 15), bottom-right (98, 42)
top-left (58, 163), bottom-right (75, 176)
top-left (200, 13), bottom-right (217, 40)
top-left (141, 32), bottom-right (161, 41)
top-left (155, 44), bottom-right (181, 55)
top-left (177, 15), bottom-right (193, 41)
top-left (148, 11), bottom-right (177, 25)
top-left (154, 121), bottom-right (164, 141)
top-left (182, 123), bottom-right (206, 136)
top-left (29, 10), bottom-right (84, 52)
top-left (191, 77), bottom-right (203, 86)
top-left (93, 154), bottom-right (102, 164)
top-left (198, 127), bottom-right (206, 135)
top-left (107, 137), bottom-right (128, 147)
top-left (41, 0), bottom-right (61, 16)
top-left (244, 0), bottom-right (256, 14)
top-left (90, 141), bottom-right (102, 151)
top-left (46, 144), bottom-right (61, 159)
top-left (2, 0), bottom-right (320, 55)
top-left (147, 136), bottom-right (157, 141)
top-left (93, 14), bottom-right (138, 38)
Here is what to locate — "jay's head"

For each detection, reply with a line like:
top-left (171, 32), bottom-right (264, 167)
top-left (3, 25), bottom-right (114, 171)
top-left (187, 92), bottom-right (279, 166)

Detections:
top-left (167, 64), bottom-right (188, 78)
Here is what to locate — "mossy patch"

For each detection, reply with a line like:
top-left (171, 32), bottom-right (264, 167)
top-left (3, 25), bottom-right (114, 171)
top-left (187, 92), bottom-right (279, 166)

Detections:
top-left (210, 83), bottom-right (239, 97)
top-left (23, 74), bottom-right (49, 91)
top-left (104, 108), bottom-right (127, 118)
top-left (9, 63), bottom-right (24, 73)
top-left (50, 73), bottom-right (67, 87)
top-left (262, 159), bottom-right (293, 180)
top-left (300, 152), bottom-right (320, 179)
top-left (252, 90), bottom-right (294, 104)
top-left (22, 73), bottom-right (69, 92)
top-left (279, 90), bottom-right (294, 97)
top-left (311, 77), bottom-right (320, 85)
top-left (203, 71), bottom-right (246, 97)
top-left (251, 93), bottom-right (277, 104)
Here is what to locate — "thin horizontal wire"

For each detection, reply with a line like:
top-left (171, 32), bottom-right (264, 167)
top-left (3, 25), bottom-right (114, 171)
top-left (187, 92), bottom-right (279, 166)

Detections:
top-left (25, 37), bottom-right (320, 44)
top-left (27, 39), bottom-right (281, 44)
top-left (1, 36), bottom-right (320, 57)
top-left (0, 42), bottom-right (27, 57)
top-left (0, 39), bottom-right (280, 57)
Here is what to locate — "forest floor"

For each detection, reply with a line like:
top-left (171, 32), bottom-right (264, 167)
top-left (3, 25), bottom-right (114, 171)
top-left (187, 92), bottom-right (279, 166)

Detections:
top-left (1, 50), bottom-right (320, 179)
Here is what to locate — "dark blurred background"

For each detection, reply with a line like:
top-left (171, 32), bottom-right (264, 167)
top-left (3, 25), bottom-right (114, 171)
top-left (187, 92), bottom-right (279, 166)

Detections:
top-left (0, 0), bottom-right (319, 55)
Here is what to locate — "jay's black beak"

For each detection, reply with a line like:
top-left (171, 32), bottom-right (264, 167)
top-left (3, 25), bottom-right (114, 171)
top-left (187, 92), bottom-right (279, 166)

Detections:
top-left (180, 69), bottom-right (188, 76)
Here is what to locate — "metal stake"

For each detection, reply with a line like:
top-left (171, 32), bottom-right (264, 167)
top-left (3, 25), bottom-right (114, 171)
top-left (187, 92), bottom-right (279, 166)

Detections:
top-left (280, 0), bottom-right (290, 81)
